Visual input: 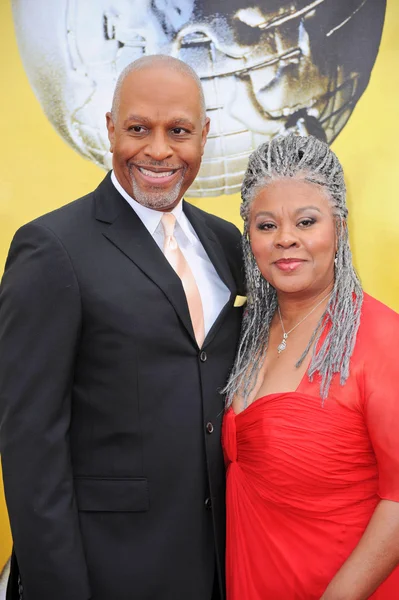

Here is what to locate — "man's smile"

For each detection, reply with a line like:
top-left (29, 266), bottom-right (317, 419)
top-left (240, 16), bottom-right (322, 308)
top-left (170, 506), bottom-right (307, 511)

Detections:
top-left (130, 163), bottom-right (184, 187)
top-left (138, 167), bottom-right (175, 178)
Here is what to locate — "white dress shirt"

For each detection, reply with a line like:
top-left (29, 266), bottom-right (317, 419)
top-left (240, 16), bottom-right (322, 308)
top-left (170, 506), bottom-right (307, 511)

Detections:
top-left (111, 172), bottom-right (230, 336)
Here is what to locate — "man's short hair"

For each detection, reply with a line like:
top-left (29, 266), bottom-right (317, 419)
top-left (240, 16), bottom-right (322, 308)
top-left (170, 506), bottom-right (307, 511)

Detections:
top-left (111, 55), bottom-right (207, 124)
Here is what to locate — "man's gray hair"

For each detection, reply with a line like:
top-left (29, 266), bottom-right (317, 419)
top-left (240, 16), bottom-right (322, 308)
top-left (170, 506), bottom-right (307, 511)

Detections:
top-left (111, 54), bottom-right (206, 123)
top-left (225, 134), bottom-right (363, 406)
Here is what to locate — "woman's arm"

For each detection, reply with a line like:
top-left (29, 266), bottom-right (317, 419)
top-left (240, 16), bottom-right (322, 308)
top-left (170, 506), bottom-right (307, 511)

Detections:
top-left (321, 499), bottom-right (399, 600)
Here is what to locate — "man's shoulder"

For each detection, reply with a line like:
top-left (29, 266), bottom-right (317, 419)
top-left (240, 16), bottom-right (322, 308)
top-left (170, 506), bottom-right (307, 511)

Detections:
top-left (9, 180), bottom-right (106, 257)
top-left (20, 173), bottom-right (113, 239)
top-left (29, 190), bottom-right (95, 232)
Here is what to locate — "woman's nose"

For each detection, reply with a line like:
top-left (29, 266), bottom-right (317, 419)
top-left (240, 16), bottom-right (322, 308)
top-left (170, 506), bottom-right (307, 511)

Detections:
top-left (275, 228), bottom-right (299, 249)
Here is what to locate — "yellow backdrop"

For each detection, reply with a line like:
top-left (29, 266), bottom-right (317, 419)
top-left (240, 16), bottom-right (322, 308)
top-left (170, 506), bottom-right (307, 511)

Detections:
top-left (1, 0), bottom-right (398, 570)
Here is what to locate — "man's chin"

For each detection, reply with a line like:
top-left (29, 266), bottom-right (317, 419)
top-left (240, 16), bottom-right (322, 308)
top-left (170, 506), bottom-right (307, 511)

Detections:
top-left (131, 181), bottom-right (184, 211)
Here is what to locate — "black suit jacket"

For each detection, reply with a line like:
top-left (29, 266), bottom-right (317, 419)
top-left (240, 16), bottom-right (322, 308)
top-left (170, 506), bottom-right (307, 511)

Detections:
top-left (0, 174), bottom-right (244, 600)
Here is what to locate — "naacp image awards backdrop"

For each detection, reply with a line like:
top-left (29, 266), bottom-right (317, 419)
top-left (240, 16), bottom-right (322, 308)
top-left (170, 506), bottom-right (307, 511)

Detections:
top-left (1, 0), bottom-right (398, 593)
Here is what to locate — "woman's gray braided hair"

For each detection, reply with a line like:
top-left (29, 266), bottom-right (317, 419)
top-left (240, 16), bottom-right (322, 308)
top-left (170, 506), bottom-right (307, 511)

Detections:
top-left (224, 134), bottom-right (363, 406)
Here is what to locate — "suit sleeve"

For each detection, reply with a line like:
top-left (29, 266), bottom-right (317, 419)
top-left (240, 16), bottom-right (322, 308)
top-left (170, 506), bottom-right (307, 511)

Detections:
top-left (0, 223), bottom-right (91, 599)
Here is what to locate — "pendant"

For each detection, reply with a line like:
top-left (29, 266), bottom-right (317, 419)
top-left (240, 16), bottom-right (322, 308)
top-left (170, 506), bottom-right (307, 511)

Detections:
top-left (277, 333), bottom-right (288, 354)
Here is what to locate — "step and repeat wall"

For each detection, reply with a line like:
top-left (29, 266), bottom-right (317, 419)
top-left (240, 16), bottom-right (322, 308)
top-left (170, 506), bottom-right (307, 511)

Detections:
top-left (1, 0), bottom-right (398, 591)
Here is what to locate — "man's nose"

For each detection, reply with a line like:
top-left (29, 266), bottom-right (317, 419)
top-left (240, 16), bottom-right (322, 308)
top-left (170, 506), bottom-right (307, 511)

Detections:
top-left (144, 131), bottom-right (173, 161)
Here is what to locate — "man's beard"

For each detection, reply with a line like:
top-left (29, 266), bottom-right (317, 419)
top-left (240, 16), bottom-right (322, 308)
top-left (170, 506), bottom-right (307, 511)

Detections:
top-left (129, 165), bottom-right (186, 210)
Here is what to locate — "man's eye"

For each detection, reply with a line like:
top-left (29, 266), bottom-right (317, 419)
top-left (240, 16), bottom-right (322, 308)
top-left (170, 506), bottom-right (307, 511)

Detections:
top-left (298, 218), bottom-right (316, 228)
top-left (171, 128), bottom-right (187, 135)
top-left (129, 125), bottom-right (145, 133)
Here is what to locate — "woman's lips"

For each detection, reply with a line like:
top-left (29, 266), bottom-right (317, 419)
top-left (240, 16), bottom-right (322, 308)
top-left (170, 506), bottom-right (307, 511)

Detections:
top-left (274, 259), bottom-right (306, 272)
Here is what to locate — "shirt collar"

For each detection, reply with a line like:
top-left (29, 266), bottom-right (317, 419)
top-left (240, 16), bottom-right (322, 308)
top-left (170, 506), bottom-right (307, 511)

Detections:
top-left (111, 170), bottom-right (184, 236)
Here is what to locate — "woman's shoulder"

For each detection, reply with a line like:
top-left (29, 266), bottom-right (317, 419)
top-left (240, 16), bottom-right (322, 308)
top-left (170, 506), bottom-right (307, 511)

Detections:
top-left (361, 293), bottom-right (399, 322)
top-left (354, 294), bottom-right (399, 403)
top-left (357, 292), bottom-right (399, 350)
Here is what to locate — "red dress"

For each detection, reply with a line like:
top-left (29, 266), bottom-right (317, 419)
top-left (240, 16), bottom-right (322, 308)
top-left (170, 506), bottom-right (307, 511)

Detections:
top-left (223, 294), bottom-right (399, 599)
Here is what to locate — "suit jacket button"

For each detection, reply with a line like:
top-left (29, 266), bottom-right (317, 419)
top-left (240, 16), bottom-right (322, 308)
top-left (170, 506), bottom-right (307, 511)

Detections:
top-left (200, 351), bottom-right (207, 362)
top-left (206, 422), bottom-right (214, 434)
top-left (205, 497), bottom-right (212, 509)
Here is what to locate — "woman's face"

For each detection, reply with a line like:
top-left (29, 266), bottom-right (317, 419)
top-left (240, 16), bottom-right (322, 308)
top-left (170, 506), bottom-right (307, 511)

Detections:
top-left (249, 178), bottom-right (337, 297)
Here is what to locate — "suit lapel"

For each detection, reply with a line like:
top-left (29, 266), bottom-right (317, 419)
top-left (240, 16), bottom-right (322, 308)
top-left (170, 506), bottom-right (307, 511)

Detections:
top-left (183, 201), bottom-right (236, 297)
top-left (183, 201), bottom-right (239, 346)
top-left (94, 175), bottom-right (197, 344)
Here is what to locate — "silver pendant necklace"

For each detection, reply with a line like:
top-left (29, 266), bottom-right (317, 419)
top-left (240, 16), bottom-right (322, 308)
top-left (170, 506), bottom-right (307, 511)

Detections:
top-left (277, 291), bottom-right (332, 354)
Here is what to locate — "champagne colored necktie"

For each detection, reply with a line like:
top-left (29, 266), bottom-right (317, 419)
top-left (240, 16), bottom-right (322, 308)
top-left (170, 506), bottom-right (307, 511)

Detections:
top-left (161, 213), bottom-right (205, 347)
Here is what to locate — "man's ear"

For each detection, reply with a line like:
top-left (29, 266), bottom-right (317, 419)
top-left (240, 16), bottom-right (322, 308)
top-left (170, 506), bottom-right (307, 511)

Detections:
top-left (106, 112), bottom-right (115, 153)
top-left (201, 117), bottom-right (211, 154)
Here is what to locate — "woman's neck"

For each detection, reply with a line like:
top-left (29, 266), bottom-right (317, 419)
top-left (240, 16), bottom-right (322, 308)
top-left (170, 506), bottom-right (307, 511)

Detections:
top-left (276, 282), bottom-right (334, 330)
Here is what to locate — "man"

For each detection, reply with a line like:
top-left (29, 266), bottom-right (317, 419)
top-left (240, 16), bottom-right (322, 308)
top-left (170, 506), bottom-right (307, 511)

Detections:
top-left (0, 56), bottom-right (244, 600)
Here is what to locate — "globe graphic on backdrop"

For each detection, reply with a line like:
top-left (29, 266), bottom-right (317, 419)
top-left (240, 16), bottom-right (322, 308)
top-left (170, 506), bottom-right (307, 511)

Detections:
top-left (12, 0), bottom-right (386, 197)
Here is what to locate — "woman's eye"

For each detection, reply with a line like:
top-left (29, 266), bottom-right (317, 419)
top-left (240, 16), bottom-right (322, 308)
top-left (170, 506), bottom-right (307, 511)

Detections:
top-left (298, 218), bottom-right (316, 228)
top-left (257, 222), bottom-right (276, 231)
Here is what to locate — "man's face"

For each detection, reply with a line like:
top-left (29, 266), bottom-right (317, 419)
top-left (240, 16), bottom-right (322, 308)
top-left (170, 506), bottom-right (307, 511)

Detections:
top-left (106, 66), bottom-right (210, 211)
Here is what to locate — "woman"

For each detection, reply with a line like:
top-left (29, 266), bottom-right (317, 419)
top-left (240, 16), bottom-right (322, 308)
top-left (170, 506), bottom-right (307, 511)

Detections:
top-left (223, 134), bottom-right (399, 599)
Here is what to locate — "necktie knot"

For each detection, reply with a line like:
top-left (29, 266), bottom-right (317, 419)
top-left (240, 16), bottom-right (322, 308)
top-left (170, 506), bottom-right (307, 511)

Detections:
top-left (161, 212), bottom-right (176, 238)
top-left (161, 213), bottom-right (178, 251)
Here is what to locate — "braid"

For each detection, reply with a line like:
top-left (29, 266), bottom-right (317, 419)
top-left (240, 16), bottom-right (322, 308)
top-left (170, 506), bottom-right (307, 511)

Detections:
top-left (224, 134), bottom-right (362, 406)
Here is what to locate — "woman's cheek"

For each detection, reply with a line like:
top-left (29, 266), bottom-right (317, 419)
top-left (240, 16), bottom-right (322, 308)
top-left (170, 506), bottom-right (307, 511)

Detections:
top-left (252, 244), bottom-right (266, 270)
top-left (256, 254), bottom-right (272, 280)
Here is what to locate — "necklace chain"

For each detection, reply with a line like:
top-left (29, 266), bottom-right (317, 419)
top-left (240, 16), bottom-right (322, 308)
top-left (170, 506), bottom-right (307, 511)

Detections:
top-left (277, 291), bottom-right (332, 354)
